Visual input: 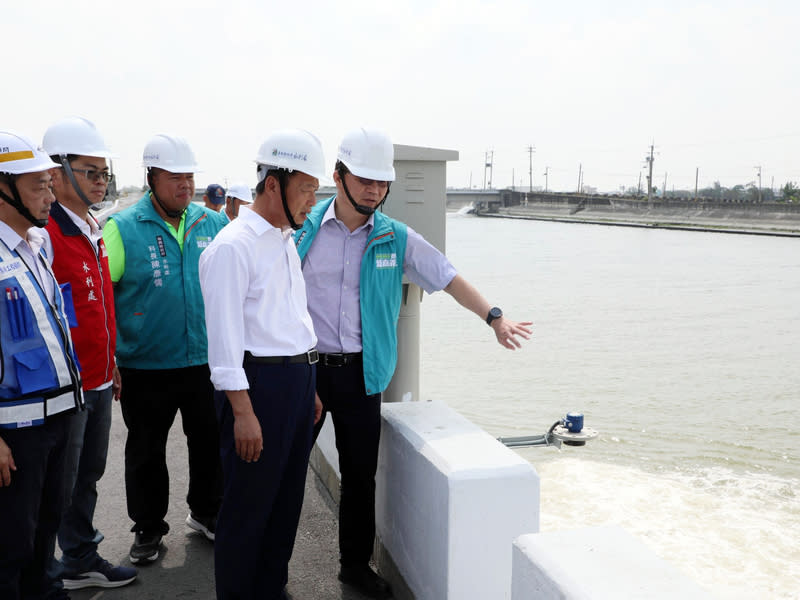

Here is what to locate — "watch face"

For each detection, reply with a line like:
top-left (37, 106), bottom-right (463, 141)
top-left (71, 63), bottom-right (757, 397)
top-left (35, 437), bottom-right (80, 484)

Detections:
top-left (490, 307), bottom-right (502, 319)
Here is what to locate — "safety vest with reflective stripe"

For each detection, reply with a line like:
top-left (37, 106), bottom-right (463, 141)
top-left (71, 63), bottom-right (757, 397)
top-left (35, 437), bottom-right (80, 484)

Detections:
top-left (0, 239), bottom-right (82, 429)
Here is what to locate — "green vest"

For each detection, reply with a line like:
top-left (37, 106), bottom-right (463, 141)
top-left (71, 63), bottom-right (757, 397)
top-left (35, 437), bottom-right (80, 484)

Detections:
top-left (295, 196), bottom-right (408, 394)
top-left (108, 194), bottom-right (225, 369)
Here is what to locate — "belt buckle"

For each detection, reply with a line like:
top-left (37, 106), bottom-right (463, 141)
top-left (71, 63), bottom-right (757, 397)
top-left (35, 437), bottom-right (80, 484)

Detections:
top-left (322, 353), bottom-right (345, 367)
top-left (307, 349), bottom-right (319, 365)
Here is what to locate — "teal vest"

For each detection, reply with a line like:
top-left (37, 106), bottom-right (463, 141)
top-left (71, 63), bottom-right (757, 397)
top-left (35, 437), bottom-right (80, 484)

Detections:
top-left (0, 239), bottom-right (82, 428)
top-left (109, 194), bottom-right (225, 369)
top-left (295, 196), bottom-right (408, 394)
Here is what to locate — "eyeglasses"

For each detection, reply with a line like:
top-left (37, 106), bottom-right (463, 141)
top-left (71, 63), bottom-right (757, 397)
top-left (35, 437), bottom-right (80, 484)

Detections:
top-left (70, 168), bottom-right (114, 184)
top-left (351, 174), bottom-right (389, 190)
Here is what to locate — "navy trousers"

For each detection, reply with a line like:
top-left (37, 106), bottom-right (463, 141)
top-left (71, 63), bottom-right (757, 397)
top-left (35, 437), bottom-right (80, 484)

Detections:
top-left (0, 412), bottom-right (73, 600)
top-left (312, 359), bottom-right (382, 567)
top-left (119, 365), bottom-right (222, 535)
top-left (214, 360), bottom-right (315, 600)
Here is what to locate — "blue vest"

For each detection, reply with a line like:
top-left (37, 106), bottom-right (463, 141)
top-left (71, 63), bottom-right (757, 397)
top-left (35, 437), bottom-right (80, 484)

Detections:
top-left (109, 194), bottom-right (225, 369)
top-left (295, 196), bottom-right (408, 394)
top-left (0, 239), bottom-right (82, 429)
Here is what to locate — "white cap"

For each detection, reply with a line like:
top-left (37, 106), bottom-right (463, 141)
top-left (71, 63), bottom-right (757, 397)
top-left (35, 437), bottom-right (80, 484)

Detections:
top-left (142, 134), bottom-right (200, 173)
top-left (42, 117), bottom-right (114, 158)
top-left (227, 182), bottom-right (252, 203)
top-left (0, 131), bottom-right (61, 175)
top-left (255, 129), bottom-right (329, 183)
top-left (337, 127), bottom-right (395, 182)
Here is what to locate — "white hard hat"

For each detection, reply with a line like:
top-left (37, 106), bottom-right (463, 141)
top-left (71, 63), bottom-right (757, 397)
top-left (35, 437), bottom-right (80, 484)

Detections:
top-left (227, 182), bottom-right (252, 203)
top-left (42, 117), bottom-right (114, 158)
top-left (254, 129), bottom-right (328, 182)
top-left (142, 134), bottom-right (200, 173)
top-left (0, 131), bottom-right (61, 175)
top-left (337, 127), bottom-right (395, 182)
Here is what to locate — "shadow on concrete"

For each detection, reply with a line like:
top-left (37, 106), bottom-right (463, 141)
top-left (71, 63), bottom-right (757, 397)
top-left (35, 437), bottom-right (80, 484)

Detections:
top-left (67, 401), bottom-right (375, 599)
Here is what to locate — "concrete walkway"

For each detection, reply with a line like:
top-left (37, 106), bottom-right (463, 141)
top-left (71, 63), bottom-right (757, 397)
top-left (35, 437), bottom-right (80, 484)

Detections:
top-left (68, 401), bottom-right (371, 600)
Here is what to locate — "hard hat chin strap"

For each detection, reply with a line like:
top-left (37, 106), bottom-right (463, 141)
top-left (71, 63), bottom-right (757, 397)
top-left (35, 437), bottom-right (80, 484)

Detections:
top-left (147, 170), bottom-right (186, 219)
top-left (58, 157), bottom-right (94, 208)
top-left (337, 164), bottom-right (390, 216)
top-left (0, 177), bottom-right (48, 228)
top-left (262, 168), bottom-right (301, 231)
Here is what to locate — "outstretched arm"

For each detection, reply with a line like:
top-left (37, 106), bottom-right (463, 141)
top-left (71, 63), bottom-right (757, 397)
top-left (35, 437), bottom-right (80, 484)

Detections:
top-left (443, 274), bottom-right (533, 350)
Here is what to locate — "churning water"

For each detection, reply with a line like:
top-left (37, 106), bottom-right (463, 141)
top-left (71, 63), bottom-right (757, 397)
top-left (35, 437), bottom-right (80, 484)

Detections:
top-left (420, 213), bottom-right (799, 599)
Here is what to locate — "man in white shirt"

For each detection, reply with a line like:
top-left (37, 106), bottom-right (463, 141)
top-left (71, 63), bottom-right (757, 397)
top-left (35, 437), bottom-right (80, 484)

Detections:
top-left (0, 131), bottom-right (83, 600)
top-left (198, 129), bottom-right (327, 600)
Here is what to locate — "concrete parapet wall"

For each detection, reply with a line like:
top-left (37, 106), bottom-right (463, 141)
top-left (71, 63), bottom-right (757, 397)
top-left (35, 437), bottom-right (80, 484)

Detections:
top-left (376, 401), bottom-right (540, 600)
top-left (511, 526), bottom-right (711, 600)
top-left (310, 401), bottom-right (541, 600)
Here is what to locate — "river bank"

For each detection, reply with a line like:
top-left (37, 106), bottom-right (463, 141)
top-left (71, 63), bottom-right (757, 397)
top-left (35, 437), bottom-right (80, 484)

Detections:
top-left (473, 201), bottom-right (800, 237)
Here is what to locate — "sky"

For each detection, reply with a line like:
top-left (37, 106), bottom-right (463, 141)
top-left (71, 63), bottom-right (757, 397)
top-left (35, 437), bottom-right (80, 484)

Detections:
top-left (5, 0), bottom-right (799, 194)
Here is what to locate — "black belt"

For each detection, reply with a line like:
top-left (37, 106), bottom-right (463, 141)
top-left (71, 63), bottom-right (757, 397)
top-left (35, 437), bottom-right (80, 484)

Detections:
top-left (244, 349), bottom-right (319, 365)
top-left (318, 352), bottom-right (362, 367)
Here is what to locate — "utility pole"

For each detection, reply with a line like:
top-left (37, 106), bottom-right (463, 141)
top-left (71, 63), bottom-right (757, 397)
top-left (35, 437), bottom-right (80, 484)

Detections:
top-left (663, 172), bottom-right (667, 199)
top-left (483, 150), bottom-right (494, 190)
top-left (512, 168), bottom-right (515, 191)
top-left (577, 163), bottom-right (582, 193)
top-left (637, 172), bottom-right (642, 196)
top-left (543, 167), bottom-right (549, 193)
top-left (645, 142), bottom-right (655, 202)
top-left (694, 167), bottom-right (699, 201)
top-left (755, 165), bottom-right (762, 202)
top-left (527, 145), bottom-right (535, 192)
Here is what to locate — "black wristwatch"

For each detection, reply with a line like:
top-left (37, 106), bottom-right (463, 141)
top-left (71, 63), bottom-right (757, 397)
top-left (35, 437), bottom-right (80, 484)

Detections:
top-left (486, 306), bottom-right (503, 326)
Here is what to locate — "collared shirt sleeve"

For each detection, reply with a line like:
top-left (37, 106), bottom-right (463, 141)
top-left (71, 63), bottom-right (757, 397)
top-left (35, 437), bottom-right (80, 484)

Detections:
top-left (403, 225), bottom-right (457, 293)
top-left (198, 238), bottom-right (250, 391)
top-left (40, 228), bottom-right (54, 266)
top-left (102, 219), bottom-right (125, 282)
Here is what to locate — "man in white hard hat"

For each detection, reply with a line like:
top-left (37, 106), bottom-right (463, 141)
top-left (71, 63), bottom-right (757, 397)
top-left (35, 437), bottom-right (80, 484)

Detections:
top-left (41, 117), bottom-right (138, 590)
top-left (295, 128), bottom-right (532, 598)
top-left (102, 134), bottom-right (226, 565)
top-left (224, 181), bottom-right (252, 221)
top-left (199, 129), bottom-right (326, 600)
top-left (0, 131), bottom-right (83, 599)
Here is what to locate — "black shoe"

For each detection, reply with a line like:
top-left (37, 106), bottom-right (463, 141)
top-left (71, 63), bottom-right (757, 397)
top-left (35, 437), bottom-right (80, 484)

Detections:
top-left (339, 565), bottom-right (392, 599)
top-left (129, 531), bottom-right (162, 564)
top-left (185, 511), bottom-right (216, 541)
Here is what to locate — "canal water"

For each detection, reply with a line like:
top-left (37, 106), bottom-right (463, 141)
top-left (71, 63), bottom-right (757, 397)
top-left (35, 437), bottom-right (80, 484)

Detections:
top-left (419, 213), bottom-right (799, 599)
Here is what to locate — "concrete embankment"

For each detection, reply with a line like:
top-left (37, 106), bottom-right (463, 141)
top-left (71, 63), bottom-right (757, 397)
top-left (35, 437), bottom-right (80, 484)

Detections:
top-left (475, 201), bottom-right (800, 237)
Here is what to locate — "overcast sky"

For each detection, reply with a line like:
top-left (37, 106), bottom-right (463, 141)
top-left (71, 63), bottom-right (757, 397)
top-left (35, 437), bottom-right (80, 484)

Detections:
top-left (6, 0), bottom-right (798, 194)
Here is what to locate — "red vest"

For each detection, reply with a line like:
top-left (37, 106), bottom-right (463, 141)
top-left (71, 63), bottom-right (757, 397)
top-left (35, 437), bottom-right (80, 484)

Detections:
top-left (45, 202), bottom-right (116, 390)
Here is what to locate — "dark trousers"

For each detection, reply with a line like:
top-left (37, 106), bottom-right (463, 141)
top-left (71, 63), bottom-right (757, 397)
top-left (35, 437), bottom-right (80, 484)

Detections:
top-left (119, 365), bottom-right (222, 535)
top-left (313, 360), bottom-right (382, 567)
top-left (0, 412), bottom-right (73, 600)
top-left (49, 387), bottom-right (112, 577)
top-left (215, 360), bottom-right (315, 600)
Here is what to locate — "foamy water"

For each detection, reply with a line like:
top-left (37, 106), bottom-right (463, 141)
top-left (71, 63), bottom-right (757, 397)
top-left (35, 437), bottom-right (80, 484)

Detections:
top-left (420, 213), bottom-right (800, 599)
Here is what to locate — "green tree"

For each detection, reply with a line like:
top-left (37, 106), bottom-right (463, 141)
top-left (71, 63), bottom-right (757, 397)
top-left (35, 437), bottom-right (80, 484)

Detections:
top-left (781, 182), bottom-right (800, 203)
